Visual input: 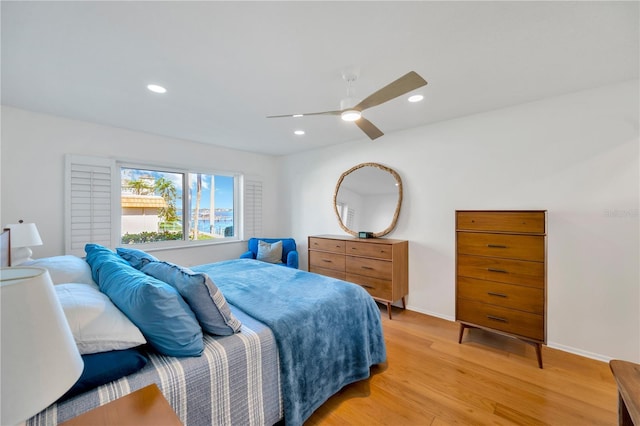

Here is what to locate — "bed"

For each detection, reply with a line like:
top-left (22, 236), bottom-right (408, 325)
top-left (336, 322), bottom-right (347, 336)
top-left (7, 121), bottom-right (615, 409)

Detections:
top-left (19, 242), bottom-right (386, 426)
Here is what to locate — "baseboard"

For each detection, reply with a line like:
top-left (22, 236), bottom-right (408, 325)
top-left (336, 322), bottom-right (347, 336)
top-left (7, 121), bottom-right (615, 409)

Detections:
top-left (404, 304), bottom-right (455, 322)
top-left (404, 305), bottom-right (613, 363)
top-left (546, 342), bottom-right (612, 363)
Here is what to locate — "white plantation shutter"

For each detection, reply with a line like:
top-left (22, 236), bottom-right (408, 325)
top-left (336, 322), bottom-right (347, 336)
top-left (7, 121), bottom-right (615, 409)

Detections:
top-left (65, 155), bottom-right (117, 256)
top-left (243, 179), bottom-right (263, 239)
top-left (346, 208), bottom-right (355, 229)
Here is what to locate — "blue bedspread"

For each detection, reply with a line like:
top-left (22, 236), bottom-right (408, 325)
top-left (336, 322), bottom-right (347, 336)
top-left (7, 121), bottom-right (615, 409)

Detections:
top-left (193, 259), bottom-right (386, 426)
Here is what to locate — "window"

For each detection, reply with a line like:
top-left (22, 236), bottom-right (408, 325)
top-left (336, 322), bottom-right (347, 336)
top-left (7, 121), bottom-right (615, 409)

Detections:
top-left (120, 168), bottom-right (184, 243)
top-left (120, 167), bottom-right (238, 245)
top-left (188, 173), bottom-right (236, 240)
top-left (65, 155), bottom-right (265, 255)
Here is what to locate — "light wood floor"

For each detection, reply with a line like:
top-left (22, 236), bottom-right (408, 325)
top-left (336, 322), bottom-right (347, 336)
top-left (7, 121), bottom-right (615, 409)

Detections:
top-left (306, 306), bottom-right (618, 425)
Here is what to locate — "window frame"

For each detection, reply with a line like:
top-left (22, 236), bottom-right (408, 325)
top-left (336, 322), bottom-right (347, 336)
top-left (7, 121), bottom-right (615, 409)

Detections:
top-left (118, 161), bottom-right (242, 250)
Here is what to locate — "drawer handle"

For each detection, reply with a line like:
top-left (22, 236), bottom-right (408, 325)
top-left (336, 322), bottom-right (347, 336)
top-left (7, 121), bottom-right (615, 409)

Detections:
top-left (487, 268), bottom-right (508, 273)
top-left (361, 266), bottom-right (374, 270)
top-left (487, 292), bottom-right (507, 298)
top-left (487, 244), bottom-right (507, 249)
top-left (360, 284), bottom-right (374, 289)
top-left (487, 315), bottom-right (508, 323)
top-left (322, 259), bottom-right (333, 263)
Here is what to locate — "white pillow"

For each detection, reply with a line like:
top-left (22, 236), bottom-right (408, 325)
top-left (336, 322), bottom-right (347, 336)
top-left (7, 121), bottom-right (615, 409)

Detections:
top-left (55, 283), bottom-right (146, 354)
top-left (23, 255), bottom-right (97, 286)
top-left (257, 240), bottom-right (283, 264)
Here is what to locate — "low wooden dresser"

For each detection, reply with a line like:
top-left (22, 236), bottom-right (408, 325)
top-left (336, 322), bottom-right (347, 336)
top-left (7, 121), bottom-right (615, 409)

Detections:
top-left (455, 210), bottom-right (547, 368)
top-left (308, 235), bottom-right (408, 319)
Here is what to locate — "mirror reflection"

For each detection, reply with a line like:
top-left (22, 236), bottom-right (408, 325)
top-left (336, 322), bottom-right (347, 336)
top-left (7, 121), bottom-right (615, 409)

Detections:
top-left (333, 163), bottom-right (403, 238)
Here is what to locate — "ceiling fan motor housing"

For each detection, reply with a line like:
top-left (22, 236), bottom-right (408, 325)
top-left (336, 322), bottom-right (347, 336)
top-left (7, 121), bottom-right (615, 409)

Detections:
top-left (340, 97), bottom-right (361, 111)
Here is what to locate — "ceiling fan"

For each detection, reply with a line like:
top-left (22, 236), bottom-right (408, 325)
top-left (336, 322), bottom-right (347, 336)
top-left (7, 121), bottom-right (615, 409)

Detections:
top-left (267, 71), bottom-right (427, 140)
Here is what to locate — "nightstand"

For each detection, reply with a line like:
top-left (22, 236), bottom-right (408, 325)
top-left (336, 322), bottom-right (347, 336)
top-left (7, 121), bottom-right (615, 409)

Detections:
top-left (60, 384), bottom-right (182, 426)
top-left (609, 360), bottom-right (640, 426)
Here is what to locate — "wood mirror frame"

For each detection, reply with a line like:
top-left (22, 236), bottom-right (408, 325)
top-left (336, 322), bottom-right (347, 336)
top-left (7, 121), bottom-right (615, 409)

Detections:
top-left (333, 162), bottom-right (403, 238)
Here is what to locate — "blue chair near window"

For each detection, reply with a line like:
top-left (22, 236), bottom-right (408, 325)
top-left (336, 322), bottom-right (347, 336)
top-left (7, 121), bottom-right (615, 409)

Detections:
top-left (240, 238), bottom-right (298, 269)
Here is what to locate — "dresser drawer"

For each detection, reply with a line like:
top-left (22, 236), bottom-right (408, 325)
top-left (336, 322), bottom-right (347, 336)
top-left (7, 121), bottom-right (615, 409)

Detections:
top-left (308, 237), bottom-right (345, 254)
top-left (457, 299), bottom-right (544, 341)
top-left (457, 233), bottom-right (545, 262)
top-left (456, 211), bottom-right (545, 234)
top-left (346, 273), bottom-right (392, 300)
top-left (346, 241), bottom-right (393, 260)
top-left (346, 256), bottom-right (392, 280)
top-left (457, 254), bottom-right (544, 288)
top-left (309, 266), bottom-right (346, 281)
top-left (309, 251), bottom-right (345, 272)
top-left (457, 276), bottom-right (544, 314)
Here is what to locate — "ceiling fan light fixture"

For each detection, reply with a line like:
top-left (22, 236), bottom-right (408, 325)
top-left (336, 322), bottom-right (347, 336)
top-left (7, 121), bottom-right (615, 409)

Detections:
top-left (147, 84), bottom-right (167, 94)
top-left (341, 110), bottom-right (361, 122)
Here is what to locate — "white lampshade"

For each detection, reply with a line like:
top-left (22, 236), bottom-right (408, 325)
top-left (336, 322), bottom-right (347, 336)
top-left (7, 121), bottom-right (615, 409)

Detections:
top-left (5, 223), bottom-right (43, 248)
top-left (1, 267), bottom-right (84, 425)
top-left (5, 222), bottom-right (43, 265)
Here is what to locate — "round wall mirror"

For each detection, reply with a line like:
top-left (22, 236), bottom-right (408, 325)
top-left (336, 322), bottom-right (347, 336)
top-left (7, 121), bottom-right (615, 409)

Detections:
top-left (333, 162), bottom-right (403, 238)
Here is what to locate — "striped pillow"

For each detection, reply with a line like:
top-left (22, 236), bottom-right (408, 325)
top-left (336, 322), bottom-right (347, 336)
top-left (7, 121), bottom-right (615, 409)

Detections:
top-left (140, 261), bottom-right (242, 336)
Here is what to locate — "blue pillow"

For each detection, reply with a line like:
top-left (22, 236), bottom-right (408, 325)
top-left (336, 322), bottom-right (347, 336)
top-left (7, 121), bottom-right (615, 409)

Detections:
top-left (58, 348), bottom-right (148, 402)
top-left (140, 261), bottom-right (242, 336)
top-left (85, 244), bottom-right (129, 283)
top-left (85, 248), bottom-right (204, 357)
top-left (116, 247), bottom-right (159, 269)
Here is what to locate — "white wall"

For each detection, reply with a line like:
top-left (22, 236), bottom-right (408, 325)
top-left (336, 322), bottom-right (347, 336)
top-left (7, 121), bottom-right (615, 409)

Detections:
top-left (279, 80), bottom-right (640, 362)
top-left (0, 107), bottom-right (281, 266)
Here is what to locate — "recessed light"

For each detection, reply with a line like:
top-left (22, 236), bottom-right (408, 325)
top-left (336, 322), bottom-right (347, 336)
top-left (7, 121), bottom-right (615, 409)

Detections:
top-left (293, 114), bottom-right (303, 118)
top-left (408, 94), bottom-right (424, 103)
top-left (294, 130), bottom-right (305, 135)
top-left (147, 84), bottom-right (167, 94)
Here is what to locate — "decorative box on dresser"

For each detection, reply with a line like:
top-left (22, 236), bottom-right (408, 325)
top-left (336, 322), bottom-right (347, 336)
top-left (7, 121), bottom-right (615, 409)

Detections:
top-left (455, 210), bottom-right (547, 368)
top-left (308, 235), bottom-right (408, 319)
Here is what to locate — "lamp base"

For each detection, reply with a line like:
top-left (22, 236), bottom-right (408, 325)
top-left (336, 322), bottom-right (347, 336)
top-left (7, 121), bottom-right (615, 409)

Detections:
top-left (11, 247), bottom-right (34, 266)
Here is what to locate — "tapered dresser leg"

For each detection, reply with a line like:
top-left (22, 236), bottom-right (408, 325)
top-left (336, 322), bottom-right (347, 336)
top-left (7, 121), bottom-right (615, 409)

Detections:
top-left (458, 323), bottom-right (466, 344)
top-left (387, 302), bottom-right (392, 320)
top-left (535, 343), bottom-right (543, 369)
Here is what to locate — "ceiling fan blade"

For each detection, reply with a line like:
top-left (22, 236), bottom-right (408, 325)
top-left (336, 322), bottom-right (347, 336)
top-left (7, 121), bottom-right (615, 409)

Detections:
top-left (267, 110), bottom-right (342, 118)
top-left (355, 117), bottom-right (384, 140)
top-left (354, 71), bottom-right (427, 111)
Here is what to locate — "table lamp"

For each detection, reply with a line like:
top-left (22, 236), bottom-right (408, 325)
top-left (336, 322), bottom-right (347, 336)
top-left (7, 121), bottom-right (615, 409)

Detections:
top-left (1, 267), bottom-right (84, 425)
top-left (4, 221), bottom-right (43, 265)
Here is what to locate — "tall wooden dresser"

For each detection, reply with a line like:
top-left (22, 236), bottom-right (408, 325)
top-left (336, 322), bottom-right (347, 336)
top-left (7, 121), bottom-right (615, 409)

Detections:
top-left (455, 210), bottom-right (547, 368)
top-left (308, 235), bottom-right (408, 319)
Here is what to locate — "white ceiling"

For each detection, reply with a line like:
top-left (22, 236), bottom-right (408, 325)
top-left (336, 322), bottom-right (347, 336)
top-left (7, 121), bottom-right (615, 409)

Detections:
top-left (2, 1), bottom-right (638, 156)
